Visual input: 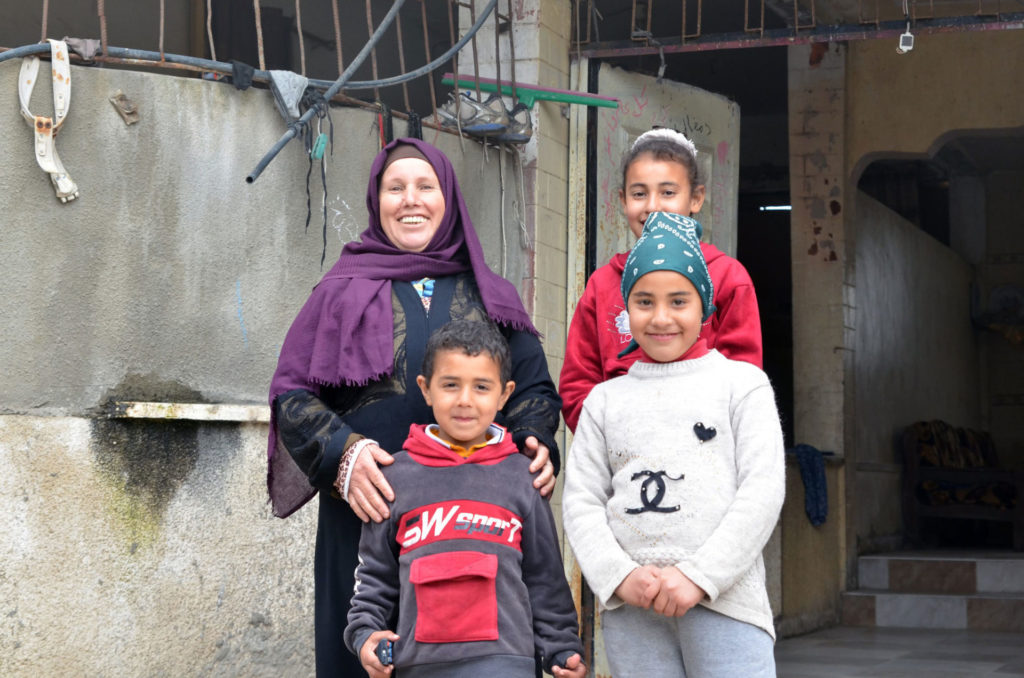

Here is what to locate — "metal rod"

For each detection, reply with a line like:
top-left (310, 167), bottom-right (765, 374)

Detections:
top-left (206, 0), bottom-right (217, 61)
top-left (0, 0), bottom-right (498, 89)
top-left (98, 0), bottom-right (108, 55)
top-left (41, 0), bottom-right (49, 41)
top-left (494, 0), bottom-right (502, 103)
top-left (0, 5), bottom-right (1009, 74)
top-left (159, 0), bottom-right (166, 60)
top-left (449, 0), bottom-right (461, 123)
top-left (396, 9), bottom-right (411, 112)
top-left (506, 0), bottom-right (518, 104)
top-left (366, 0), bottom-right (381, 102)
top-left (575, 12), bottom-right (1024, 56)
top-left (469, 1), bottom-right (483, 101)
top-left (253, 0), bottom-right (266, 71)
top-left (295, 0), bottom-right (306, 75)
top-left (421, 0), bottom-right (439, 121)
top-left (243, 0), bottom-right (498, 183)
top-left (331, 0), bottom-right (343, 76)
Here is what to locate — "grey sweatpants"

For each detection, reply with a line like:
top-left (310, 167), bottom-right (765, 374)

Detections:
top-left (601, 603), bottom-right (776, 678)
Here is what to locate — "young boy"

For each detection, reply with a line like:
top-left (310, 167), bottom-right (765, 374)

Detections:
top-left (563, 212), bottom-right (785, 677)
top-left (345, 319), bottom-right (585, 678)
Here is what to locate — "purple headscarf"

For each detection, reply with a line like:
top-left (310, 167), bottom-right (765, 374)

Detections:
top-left (266, 137), bottom-right (537, 517)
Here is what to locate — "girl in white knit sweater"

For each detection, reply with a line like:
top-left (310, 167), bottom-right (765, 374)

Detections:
top-left (563, 212), bottom-right (785, 678)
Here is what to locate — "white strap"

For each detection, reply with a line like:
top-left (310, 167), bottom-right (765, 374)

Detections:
top-left (18, 40), bottom-right (78, 203)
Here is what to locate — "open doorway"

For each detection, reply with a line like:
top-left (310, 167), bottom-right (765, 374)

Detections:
top-left (590, 45), bottom-right (794, 444)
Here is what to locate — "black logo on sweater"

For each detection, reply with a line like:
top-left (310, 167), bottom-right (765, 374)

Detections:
top-left (626, 470), bottom-right (684, 514)
top-left (693, 422), bottom-right (716, 442)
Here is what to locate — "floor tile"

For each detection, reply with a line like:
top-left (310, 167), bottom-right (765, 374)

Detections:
top-left (776, 626), bottom-right (1024, 678)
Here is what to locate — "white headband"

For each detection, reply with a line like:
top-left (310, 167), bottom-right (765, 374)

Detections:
top-left (631, 128), bottom-right (698, 160)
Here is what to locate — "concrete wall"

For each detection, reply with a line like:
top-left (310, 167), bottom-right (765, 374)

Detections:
top-left (982, 171), bottom-right (1024, 469)
top-left (0, 62), bottom-right (535, 677)
top-left (779, 457), bottom-right (846, 637)
top-left (782, 29), bottom-right (1024, 615)
top-left (852, 193), bottom-right (980, 545)
top-left (846, 31), bottom-right (1024, 176)
top-left (842, 31), bottom-right (1024, 556)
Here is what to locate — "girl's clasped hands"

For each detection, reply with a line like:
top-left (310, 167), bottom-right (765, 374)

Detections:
top-left (615, 565), bottom-right (707, 618)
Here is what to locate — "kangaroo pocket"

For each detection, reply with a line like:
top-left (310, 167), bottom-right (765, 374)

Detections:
top-left (409, 550), bottom-right (499, 643)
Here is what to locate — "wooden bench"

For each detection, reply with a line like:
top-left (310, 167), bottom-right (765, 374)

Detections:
top-left (901, 420), bottom-right (1024, 550)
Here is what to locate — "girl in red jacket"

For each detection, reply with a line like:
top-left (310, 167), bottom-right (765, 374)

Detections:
top-left (559, 128), bottom-right (763, 432)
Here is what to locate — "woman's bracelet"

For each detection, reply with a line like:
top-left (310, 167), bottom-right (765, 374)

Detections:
top-left (337, 438), bottom-right (378, 503)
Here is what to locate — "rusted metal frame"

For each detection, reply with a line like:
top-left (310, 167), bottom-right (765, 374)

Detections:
top-left (466, 1), bottom-right (484, 101)
top-left (573, 0), bottom-right (587, 46)
top-left (31, 50), bottom-right (375, 113)
top-left (246, 0), bottom-right (411, 183)
top-left (253, 0), bottom-right (266, 70)
top-left (579, 0), bottom-right (594, 45)
top-left (331, 0), bottom-right (344, 77)
top-left (793, 0), bottom-right (816, 32)
top-left (493, 0), bottom-right (503, 104)
top-left (98, 0), bottom-right (108, 55)
top-left (586, 0), bottom-right (595, 44)
top-left (421, 0), bottom-right (440, 126)
top-left (0, 1), bottom-right (495, 89)
top-left (395, 9), bottom-right (412, 112)
top-left (858, 0), bottom-right (880, 28)
top-left (159, 0), bottom-right (166, 61)
top-left (631, 0), bottom-right (654, 40)
top-left (367, 0), bottom-right (382, 102)
top-left (448, 0), bottom-right (462, 129)
top-left (295, 0), bottom-right (306, 75)
top-left (504, 0), bottom-right (518, 105)
top-left (576, 12), bottom-right (1024, 56)
top-left (977, 0), bottom-right (1003, 17)
top-left (206, 0), bottom-right (217, 61)
top-left (682, 0), bottom-right (703, 41)
top-left (745, 0), bottom-right (765, 35)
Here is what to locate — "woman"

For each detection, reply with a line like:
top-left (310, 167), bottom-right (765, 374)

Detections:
top-left (267, 138), bottom-right (562, 677)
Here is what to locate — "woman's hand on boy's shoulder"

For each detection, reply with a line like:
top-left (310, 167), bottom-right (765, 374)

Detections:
top-left (522, 435), bottom-right (556, 497)
top-left (359, 630), bottom-right (400, 678)
top-left (348, 443), bottom-right (396, 523)
top-left (652, 567), bottom-right (705, 617)
top-left (552, 652), bottom-right (587, 678)
top-left (614, 565), bottom-right (661, 608)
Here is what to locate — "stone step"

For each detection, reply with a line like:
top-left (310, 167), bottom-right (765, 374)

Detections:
top-left (858, 551), bottom-right (1024, 595)
top-left (842, 590), bottom-right (1024, 632)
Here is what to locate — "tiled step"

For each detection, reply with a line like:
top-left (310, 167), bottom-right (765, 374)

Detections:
top-left (841, 590), bottom-right (1024, 632)
top-left (858, 552), bottom-right (1024, 595)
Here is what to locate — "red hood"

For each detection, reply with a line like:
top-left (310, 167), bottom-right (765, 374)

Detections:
top-left (610, 241), bottom-right (724, 274)
top-left (403, 423), bottom-right (518, 468)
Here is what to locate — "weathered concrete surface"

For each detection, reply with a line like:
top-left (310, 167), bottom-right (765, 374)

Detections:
top-left (847, 31), bottom-right (1024, 177)
top-left (0, 63), bottom-right (529, 415)
top-left (0, 416), bottom-right (317, 677)
top-left (853, 193), bottom-right (979, 542)
top-left (0, 62), bottom-right (535, 677)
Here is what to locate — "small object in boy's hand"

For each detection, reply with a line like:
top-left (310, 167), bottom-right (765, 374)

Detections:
top-left (375, 638), bottom-right (393, 666)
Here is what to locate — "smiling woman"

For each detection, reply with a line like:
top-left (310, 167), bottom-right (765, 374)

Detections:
top-left (377, 145), bottom-right (447, 252)
top-left (266, 137), bottom-right (564, 677)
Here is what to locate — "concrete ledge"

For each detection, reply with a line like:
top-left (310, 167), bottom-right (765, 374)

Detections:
top-left (109, 401), bottom-right (270, 423)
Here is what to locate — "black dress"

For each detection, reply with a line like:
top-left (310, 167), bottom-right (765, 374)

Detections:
top-left (275, 273), bottom-right (562, 677)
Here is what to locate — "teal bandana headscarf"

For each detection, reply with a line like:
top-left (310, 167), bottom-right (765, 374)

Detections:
top-left (618, 212), bottom-right (716, 357)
